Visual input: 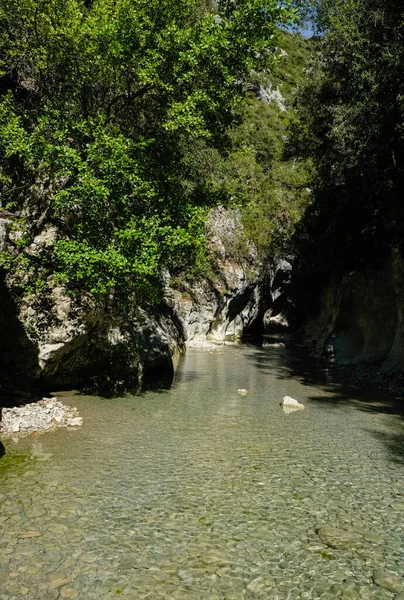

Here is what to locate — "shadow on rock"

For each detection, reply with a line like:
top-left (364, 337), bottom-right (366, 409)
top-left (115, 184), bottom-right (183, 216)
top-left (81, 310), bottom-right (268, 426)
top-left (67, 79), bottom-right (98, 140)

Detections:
top-left (0, 276), bottom-right (39, 407)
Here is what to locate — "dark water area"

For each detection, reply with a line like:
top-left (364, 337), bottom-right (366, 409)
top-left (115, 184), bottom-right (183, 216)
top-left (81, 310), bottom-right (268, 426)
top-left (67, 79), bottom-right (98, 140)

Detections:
top-left (0, 344), bottom-right (403, 599)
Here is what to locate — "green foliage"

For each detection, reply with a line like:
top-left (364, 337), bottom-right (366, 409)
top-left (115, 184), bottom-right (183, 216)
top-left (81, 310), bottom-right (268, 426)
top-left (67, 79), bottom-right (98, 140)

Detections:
top-left (212, 30), bottom-right (313, 262)
top-left (0, 0), bottom-right (298, 303)
top-left (293, 0), bottom-right (404, 277)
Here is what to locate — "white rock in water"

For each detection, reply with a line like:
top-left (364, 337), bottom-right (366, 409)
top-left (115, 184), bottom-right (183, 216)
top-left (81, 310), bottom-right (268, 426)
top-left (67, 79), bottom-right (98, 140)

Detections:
top-left (67, 417), bottom-right (83, 427)
top-left (237, 389), bottom-right (248, 395)
top-left (281, 396), bottom-right (304, 409)
top-left (282, 405), bottom-right (300, 415)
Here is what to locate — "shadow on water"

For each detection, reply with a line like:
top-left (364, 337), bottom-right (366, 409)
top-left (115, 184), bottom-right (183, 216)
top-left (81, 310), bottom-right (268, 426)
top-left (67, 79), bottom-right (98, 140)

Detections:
top-left (244, 340), bottom-right (404, 463)
top-left (140, 372), bottom-right (173, 394)
top-left (0, 440), bottom-right (5, 458)
top-left (138, 368), bottom-right (204, 396)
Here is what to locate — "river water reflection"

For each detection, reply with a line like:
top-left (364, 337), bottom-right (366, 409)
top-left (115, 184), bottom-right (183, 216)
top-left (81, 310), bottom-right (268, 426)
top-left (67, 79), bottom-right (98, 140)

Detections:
top-left (1, 345), bottom-right (404, 599)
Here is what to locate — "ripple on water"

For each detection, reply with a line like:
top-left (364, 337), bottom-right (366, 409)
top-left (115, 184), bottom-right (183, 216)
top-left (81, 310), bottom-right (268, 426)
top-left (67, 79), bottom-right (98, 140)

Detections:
top-left (0, 345), bottom-right (403, 599)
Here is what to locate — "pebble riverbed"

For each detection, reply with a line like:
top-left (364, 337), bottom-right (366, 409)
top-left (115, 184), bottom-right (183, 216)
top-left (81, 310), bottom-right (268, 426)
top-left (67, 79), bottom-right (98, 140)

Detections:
top-left (0, 344), bottom-right (403, 600)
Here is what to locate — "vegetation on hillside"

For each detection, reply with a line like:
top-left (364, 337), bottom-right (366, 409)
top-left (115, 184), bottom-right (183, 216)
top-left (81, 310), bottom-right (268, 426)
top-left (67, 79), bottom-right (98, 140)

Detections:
top-left (0, 0), bottom-right (299, 307)
top-left (293, 0), bottom-right (404, 280)
top-left (223, 30), bottom-right (313, 263)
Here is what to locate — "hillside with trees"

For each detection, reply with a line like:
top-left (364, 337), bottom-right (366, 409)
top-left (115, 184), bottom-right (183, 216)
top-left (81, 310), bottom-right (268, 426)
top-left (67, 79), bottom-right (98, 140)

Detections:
top-left (0, 0), bottom-right (298, 308)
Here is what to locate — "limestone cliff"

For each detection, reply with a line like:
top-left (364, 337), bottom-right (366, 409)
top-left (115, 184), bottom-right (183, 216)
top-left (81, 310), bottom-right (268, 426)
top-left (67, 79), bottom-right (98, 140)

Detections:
top-left (0, 207), bottom-right (270, 395)
top-left (297, 249), bottom-right (404, 381)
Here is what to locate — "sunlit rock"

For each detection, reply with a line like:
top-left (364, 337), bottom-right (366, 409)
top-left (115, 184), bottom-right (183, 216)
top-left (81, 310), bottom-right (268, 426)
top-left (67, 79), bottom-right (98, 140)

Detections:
top-left (281, 396), bottom-right (304, 409)
top-left (0, 398), bottom-right (83, 436)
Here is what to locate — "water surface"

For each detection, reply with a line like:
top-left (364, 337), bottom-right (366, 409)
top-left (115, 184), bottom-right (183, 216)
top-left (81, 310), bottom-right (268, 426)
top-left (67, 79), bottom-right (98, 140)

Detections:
top-left (1, 345), bottom-right (404, 599)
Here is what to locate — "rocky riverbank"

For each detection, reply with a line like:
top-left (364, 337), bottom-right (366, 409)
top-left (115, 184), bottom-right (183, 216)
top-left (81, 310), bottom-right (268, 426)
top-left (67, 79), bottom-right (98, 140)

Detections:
top-left (0, 397), bottom-right (83, 436)
top-left (0, 206), bottom-right (273, 394)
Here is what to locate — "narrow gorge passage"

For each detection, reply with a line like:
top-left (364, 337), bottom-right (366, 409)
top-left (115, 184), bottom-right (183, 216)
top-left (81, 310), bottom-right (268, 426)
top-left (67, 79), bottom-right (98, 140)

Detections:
top-left (1, 345), bottom-right (403, 600)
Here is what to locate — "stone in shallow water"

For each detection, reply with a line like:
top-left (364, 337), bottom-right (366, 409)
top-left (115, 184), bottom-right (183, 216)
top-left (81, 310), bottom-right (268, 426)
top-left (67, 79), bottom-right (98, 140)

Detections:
top-left (20, 530), bottom-right (41, 538)
top-left (0, 572), bottom-right (8, 585)
top-left (317, 526), bottom-right (361, 550)
top-left (373, 570), bottom-right (404, 593)
top-left (19, 586), bottom-right (29, 596)
top-left (48, 572), bottom-right (72, 590)
top-left (67, 417), bottom-right (83, 428)
top-left (201, 550), bottom-right (232, 565)
top-left (177, 569), bottom-right (193, 584)
top-left (45, 550), bottom-right (63, 564)
top-left (214, 574), bottom-right (244, 591)
top-left (60, 588), bottom-right (79, 599)
top-left (25, 506), bottom-right (47, 518)
top-left (47, 523), bottom-right (68, 535)
top-left (80, 553), bottom-right (98, 564)
top-left (282, 405), bottom-right (302, 414)
top-left (246, 576), bottom-right (273, 596)
top-left (118, 558), bottom-right (138, 571)
top-left (281, 396), bottom-right (304, 409)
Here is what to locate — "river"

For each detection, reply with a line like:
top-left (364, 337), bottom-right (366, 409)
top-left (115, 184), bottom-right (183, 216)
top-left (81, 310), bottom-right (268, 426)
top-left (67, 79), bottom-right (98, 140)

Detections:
top-left (0, 345), bottom-right (403, 599)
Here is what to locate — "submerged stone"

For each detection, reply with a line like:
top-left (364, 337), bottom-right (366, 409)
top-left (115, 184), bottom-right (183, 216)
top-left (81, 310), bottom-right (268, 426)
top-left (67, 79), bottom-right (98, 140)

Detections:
top-left (373, 570), bottom-right (404, 593)
top-left (48, 571), bottom-right (72, 590)
top-left (317, 526), bottom-right (361, 550)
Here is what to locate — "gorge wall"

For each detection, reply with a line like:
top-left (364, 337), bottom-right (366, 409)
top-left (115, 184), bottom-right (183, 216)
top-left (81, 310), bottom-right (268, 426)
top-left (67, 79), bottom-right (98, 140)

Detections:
top-left (296, 249), bottom-right (404, 381)
top-left (0, 208), bottom-right (291, 396)
top-left (2, 205), bottom-right (404, 397)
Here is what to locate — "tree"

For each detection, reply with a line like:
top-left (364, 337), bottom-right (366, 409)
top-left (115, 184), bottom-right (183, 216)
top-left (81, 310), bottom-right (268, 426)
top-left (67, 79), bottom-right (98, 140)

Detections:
top-left (293, 0), bottom-right (404, 279)
top-left (215, 30), bottom-right (313, 264)
top-left (0, 0), bottom-right (297, 304)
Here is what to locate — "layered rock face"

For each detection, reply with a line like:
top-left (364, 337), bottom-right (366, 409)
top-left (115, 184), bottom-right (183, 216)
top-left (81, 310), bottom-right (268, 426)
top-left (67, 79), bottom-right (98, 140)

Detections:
top-left (9, 287), bottom-right (186, 392)
top-left (168, 208), bottom-right (266, 346)
top-left (298, 250), bottom-right (404, 375)
top-left (262, 259), bottom-right (294, 335)
top-left (168, 209), bottom-right (295, 346)
top-left (0, 207), bottom-right (272, 393)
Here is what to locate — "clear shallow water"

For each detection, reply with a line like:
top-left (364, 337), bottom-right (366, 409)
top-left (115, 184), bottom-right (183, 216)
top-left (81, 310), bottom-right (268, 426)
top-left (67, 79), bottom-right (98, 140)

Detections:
top-left (1, 345), bottom-right (404, 600)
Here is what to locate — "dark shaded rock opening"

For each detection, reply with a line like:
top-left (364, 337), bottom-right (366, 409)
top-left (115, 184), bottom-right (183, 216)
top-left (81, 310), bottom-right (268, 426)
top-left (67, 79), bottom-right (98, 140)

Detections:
top-left (0, 273), bottom-right (39, 397)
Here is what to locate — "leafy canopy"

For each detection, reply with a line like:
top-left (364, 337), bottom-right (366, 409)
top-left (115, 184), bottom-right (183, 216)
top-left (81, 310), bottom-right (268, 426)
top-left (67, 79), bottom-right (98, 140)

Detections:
top-left (293, 0), bottom-right (404, 277)
top-left (0, 0), bottom-right (297, 302)
top-left (212, 30), bottom-right (313, 264)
